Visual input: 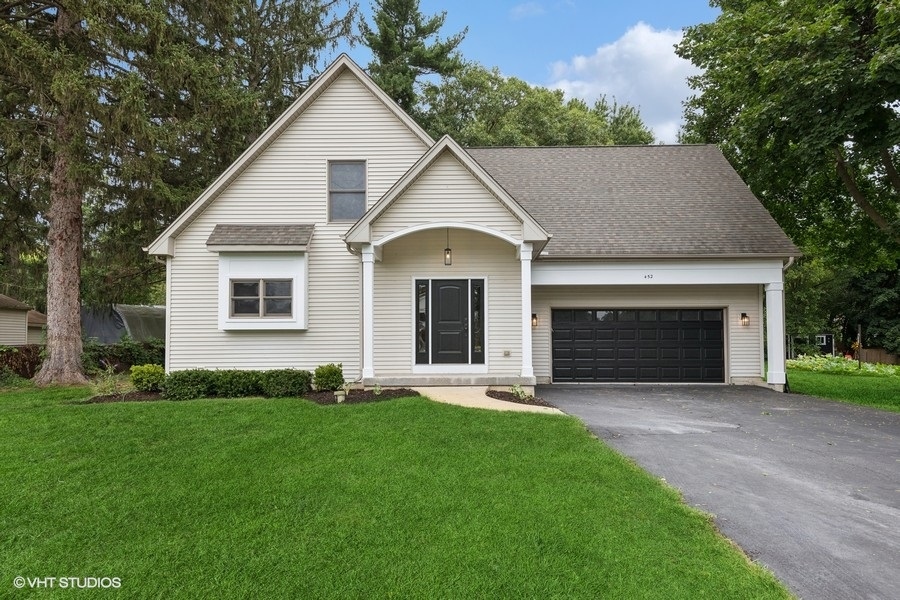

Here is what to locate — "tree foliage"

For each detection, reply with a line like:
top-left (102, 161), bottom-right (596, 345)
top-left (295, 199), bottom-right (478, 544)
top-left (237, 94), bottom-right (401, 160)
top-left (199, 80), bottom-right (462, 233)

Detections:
top-left (361, 0), bottom-right (466, 114)
top-left (677, 0), bottom-right (900, 249)
top-left (419, 64), bottom-right (654, 146)
top-left (0, 0), bottom-right (357, 382)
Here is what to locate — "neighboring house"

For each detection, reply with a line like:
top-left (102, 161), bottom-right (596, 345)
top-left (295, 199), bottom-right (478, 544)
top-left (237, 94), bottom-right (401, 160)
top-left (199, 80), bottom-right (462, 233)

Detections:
top-left (27, 310), bottom-right (46, 345)
top-left (0, 294), bottom-right (32, 345)
top-left (148, 55), bottom-right (799, 390)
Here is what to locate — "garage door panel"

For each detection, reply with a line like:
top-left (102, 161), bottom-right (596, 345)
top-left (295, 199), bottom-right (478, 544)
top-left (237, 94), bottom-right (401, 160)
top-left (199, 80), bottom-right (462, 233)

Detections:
top-left (552, 308), bottom-right (724, 383)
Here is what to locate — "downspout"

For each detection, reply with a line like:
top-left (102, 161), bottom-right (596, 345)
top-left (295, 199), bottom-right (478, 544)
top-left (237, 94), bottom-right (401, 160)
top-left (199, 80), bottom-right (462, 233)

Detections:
top-left (783, 256), bottom-right (795, 271)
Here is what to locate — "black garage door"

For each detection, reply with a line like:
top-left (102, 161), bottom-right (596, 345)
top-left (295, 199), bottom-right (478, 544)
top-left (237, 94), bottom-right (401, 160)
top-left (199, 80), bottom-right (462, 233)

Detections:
top-left (552, 309), bottom-right (724, 382)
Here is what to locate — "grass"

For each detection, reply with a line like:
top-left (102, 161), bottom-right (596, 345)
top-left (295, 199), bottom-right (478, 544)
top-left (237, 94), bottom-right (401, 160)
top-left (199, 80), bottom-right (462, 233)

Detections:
top-left (788, 369), bottom-right (900, 412)
top-left (0, 386), bottom-right (790, 599)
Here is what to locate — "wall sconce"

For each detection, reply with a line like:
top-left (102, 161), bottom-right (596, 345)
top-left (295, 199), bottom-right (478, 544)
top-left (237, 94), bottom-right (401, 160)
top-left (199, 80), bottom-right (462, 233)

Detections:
top-left (740, 312), bottom-right (750, 327)
top-left (531, 313), bottom-right (538, 328)
top-left (444, 228), bottom-right (452, 266)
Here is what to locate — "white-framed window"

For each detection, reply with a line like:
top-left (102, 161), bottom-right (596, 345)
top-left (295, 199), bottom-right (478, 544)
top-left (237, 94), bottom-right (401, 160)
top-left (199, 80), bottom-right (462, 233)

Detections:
top-left (230, 279), bottom-right (292, 317)
top-left (815, 334), bottom-right (827, 346)
top-left (218, 253), bottom-right (307, 330)
top-left (328, 160), bottom-right (366, 222)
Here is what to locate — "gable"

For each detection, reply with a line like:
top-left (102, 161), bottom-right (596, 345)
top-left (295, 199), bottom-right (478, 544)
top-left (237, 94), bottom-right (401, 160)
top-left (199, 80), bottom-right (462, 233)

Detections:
top-left (147, 55), bottom-right (433, 256)
top-left (345, 136), bottom-right (550, 248)
top-left (370, 151), bottom-right (524, 241)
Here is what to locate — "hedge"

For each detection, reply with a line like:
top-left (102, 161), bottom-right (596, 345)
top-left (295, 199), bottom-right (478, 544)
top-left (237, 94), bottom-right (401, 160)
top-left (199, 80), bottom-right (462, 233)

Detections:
top-left (163, 368), bottom-right (312, 401)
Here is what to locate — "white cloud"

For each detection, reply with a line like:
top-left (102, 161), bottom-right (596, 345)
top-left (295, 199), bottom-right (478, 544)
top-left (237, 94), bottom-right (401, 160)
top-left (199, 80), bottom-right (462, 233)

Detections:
top-left (510, 2), bottom-right (545, 20)
top-left (548, 22), bottom-right (700, 144)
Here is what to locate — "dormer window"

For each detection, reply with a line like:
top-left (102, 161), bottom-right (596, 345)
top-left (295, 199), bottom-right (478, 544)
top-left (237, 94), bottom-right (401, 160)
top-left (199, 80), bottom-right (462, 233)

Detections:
top-left (328, 160), bottom-right (366, 221)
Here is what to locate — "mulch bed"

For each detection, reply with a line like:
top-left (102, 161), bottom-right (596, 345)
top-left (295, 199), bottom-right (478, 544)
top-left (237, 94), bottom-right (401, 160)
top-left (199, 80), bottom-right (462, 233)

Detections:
top-left (485, 389), bottom-right (557, 408)
top-left (83, 390), bottom-right (165, 404)
top-left (304, 388), bottom-right (420, 405)
top-left (81, 387), bottom-right (555, 408)
top-left (81, 388), bottom-right (421, 405)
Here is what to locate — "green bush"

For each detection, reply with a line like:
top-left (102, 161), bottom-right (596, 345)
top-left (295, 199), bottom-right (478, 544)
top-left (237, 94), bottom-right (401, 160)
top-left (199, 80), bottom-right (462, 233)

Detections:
top-left (83, 336), bottom-right (165, 373)
top-left (260, 369), bottom-right (312, 397)
top-left (313, 363), bottom-right (344, 391)
top-left (0, 345), bottom-right (42, 378)
top-left (130, 364), bottom-right (166, 392)
top-left (0, 365), bottom-right (29, 389)
top-left (787, 354), bottom-right (900, 377)
top-left (213, 370), bottom-right (263, 398)
top-left (163, 369), bottom-right (216, 401)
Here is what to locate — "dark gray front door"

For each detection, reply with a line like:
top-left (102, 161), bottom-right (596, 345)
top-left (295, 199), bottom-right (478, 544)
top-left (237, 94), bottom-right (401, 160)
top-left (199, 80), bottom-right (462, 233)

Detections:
top-left (551, 308), bottom-right (725, 382)
top-left (431, 280), bottom-right (468, 364)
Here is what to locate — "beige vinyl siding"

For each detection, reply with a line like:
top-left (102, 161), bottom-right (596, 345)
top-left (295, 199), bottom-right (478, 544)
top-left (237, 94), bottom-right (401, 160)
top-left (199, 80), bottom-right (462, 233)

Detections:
top-left (0, 309), bottom-right (27, 345)
top-left (167, 70), bottom-right (428, 375)
top-left (26, 327), bottom-right (44, 345)
top-left (373, 228), bottom-right (522, 375)
top-left (371, 152), bottom-right (523, 241)
top-left (531, 284), bottom-right (763, 383)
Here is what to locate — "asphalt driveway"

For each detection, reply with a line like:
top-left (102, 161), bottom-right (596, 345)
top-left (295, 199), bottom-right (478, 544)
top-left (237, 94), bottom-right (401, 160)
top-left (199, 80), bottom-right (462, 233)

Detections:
top-left (539, 385), bottom-right (900, 600)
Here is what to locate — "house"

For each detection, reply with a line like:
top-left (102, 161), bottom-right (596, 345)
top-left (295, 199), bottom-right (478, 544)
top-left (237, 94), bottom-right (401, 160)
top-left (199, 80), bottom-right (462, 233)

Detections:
top-left (26, 310), bottom-right (45, 345)
top-left (147, 55), bottom-right (799, 390)
top-left (0, 293), bottom-right (32, 345)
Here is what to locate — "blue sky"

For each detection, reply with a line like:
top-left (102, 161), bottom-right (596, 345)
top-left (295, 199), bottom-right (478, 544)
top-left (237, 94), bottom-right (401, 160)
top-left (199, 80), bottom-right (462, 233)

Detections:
top-left (339, 1), bottom-right (720, 143)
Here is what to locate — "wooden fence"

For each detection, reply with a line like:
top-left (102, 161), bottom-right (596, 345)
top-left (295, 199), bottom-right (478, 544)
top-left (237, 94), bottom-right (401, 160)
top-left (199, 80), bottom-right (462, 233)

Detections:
top-left (859, 348), bottom-right (899, 365)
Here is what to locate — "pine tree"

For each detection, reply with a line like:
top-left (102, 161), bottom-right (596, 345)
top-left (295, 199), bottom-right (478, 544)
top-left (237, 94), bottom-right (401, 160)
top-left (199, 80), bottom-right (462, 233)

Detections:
top-left (361, 0), bottom-right (466, 114)
top-left (0, 0), bottom-right (357, 383)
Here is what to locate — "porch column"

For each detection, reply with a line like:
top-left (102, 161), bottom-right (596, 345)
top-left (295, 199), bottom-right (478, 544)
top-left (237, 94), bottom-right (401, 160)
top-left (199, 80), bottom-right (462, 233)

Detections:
top-left (361, 244), bottom-right (375, 380)
top-left (519, 242), bottom-right (534, 378)
top-left (765, 282), bottom-right (786, 386)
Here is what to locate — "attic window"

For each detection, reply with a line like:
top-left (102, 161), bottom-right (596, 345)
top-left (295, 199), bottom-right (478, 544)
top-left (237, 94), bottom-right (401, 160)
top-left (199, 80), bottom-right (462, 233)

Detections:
top-left (329, 160), bottom-right (366, 221)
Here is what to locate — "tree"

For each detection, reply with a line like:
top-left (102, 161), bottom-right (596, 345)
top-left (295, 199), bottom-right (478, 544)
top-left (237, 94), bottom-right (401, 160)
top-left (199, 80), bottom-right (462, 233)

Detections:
top-left (0, 1), bottom-right (357, 384)
top-left (419, 64), bottom-right (654, 146)
top-left (361, 0), bottom-right (466, 114)
top-left (677, 0), bottom-right (900, 247)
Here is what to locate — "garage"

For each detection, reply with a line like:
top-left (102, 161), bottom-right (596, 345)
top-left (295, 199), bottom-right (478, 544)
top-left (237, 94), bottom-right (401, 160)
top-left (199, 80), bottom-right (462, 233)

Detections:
top-left (551, 309), bottom-right (725, 382)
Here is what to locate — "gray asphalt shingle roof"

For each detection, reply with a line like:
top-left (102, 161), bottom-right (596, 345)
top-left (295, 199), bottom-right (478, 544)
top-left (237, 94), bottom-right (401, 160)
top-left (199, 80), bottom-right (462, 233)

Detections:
top-left (206, 224), bottom-right (315, 247)
top-left (0, 293), bottom-right (30, 311)
top-left (466, 144), bottom-right (799, 258)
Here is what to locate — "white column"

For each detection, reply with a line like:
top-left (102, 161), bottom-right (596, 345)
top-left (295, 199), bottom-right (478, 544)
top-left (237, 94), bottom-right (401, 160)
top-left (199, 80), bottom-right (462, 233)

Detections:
top-left (361, 244), bottom-right (375, 380)
top-left (519, 242), bottom-right (534, 378)
top-left (765, 282), bottom-right (786, 386)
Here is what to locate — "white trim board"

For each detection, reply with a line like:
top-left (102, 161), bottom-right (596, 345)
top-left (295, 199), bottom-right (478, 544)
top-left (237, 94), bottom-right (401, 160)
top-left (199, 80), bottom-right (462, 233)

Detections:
top-left (531, 259), bottom-right (785, 286)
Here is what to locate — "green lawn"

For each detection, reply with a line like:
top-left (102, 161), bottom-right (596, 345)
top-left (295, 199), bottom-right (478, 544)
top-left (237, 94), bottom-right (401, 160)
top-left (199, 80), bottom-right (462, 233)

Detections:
top-left (788, 369), bottom-right (900, 412)
top-left (0, 387), bottom-right (789, 599)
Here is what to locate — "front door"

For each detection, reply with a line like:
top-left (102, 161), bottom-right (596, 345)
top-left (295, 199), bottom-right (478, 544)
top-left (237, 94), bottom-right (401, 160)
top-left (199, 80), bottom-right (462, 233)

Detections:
top-left (431, 279), bottom-right (468, 363)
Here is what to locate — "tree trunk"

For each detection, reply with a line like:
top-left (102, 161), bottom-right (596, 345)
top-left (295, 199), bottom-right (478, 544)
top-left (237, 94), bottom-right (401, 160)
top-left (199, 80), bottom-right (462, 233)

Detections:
top-left (834, 148), bottom-right (900, 244)
top-left (34, 7), bottom-right (88, 386)
top-left (34, 110), bottom-right (87, 385)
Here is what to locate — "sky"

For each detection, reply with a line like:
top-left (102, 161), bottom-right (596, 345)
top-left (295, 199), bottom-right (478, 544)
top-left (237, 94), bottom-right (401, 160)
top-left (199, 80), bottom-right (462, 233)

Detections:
top-left (340, 1), bottom-right (720, 143)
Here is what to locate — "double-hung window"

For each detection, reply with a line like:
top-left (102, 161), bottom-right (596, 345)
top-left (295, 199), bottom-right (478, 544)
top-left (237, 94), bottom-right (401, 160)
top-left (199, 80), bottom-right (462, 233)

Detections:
top-left (328, 161), bottom-right (366, 221)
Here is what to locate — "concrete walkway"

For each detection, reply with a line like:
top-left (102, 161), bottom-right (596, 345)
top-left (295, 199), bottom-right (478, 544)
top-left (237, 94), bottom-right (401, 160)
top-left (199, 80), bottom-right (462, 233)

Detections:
top-left (541, 384), bottom-right (900, 600)
top-left (412, 386), bottom-right (563, 414)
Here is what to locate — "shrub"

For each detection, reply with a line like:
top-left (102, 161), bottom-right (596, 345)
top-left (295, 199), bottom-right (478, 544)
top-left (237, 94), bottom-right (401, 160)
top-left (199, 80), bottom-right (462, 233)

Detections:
top-left (213, 369), bottom-right (264, 398)
top-left (260, 369), bottom-right (312, 397)
top-left (0, 365), bottom-right (29, 389)
top-left (787, 354), bottom-right (900, 377)
top-left (163, 369), bottom-right (216, 401)
top-left (82, 336), bottom-right (165, 373)
top-left (0, 345), bottom-right (42, 378)
top-left (130, 364), bottom-right (166, 392)
top-left (313, 363), bottom-right (344, 391)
